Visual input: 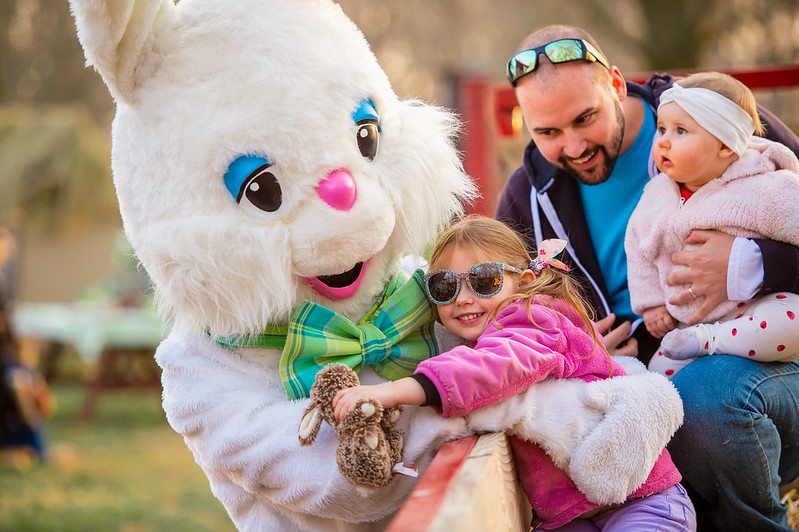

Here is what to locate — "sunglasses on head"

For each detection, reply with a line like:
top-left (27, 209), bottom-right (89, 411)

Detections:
top-left (423, 262), bottom-right (524, 306)
top-left (506, 38), bottom-right (610, 87)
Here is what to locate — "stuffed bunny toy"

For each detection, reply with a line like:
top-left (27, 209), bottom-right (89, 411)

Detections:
top-left (69, 0), bottom-right (683, 530)
top-left (299, 364), bottom-right (406, 490)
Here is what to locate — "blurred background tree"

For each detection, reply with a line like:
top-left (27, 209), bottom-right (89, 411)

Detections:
top-left (3, 1), bottom-right (796, 120)
top-left (0, 0), bottom-right (116, 229)
top-left (334, 0), bottom-right (799, 101)
top-left (0, 0), bottom-right (796, 302)
top-left (1, 0), bottom-right (112, 118)
top-left (584, 0), bottom-right (799, 70)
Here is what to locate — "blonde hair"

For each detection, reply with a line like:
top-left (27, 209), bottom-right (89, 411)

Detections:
top-left (429, 215), bottom-right (601, 348)
top-left (677, 71), bottom-right (765, 135)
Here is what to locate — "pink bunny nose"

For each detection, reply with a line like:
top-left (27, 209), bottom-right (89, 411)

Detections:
top-left (317, 169), bottom-right (357, 211)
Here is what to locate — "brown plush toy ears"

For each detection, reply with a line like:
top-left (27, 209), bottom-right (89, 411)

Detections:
top-left (297, 364), bottom-right (408, 488)
top-left (335, 397), bottom-right (395, 488)
top-left (298, 363), bottom-right (360, 446)
top-left (298, 404), bottom-right (323, 446)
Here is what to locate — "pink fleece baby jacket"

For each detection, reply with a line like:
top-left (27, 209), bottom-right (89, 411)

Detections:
top-left (626, 136), bottom-right (799, 324)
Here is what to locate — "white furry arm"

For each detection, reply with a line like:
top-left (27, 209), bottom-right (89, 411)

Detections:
top-left (465, 358), bottom-right (684, 505)
top-left (156, 326), bottom-right (469, 530)
top-left (464, 378), bottom-right (600, 471)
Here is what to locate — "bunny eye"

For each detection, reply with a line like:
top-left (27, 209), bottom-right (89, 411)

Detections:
top-left (356, 119), bottom-right (379, 161)
top-left (240, 165), bottom-right (282, 212)
top-left (224, 155), bottom-right (282, 213)
top-left (352, 98), bottom-right (380, 161)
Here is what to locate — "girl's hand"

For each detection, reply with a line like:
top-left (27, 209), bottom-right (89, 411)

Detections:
top-left (643, 305), bottom-right (676, 338)
top-left (332, 378), bottom-right (426, 423)
top-left (333, 385), bottom-right (388, 423)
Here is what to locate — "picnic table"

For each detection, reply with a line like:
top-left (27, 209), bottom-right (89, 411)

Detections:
top-left (10, 301), bottom-right (168, 421)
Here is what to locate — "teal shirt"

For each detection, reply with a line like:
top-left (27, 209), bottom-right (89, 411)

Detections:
top-left (578, 98), bottom-right (655, 321)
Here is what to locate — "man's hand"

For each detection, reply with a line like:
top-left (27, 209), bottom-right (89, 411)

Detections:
top-left (596, 313), bottom-right (638, 357)
top-left (642, 305), bottom-right (676, 338)
top-left (668, 229), bottom-right (734, 324)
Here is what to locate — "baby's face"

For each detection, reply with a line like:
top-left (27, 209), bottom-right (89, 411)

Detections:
top-left (653, 102), bottom-right (737, 192)
top-left (431, 245), bottom-right (522, 342)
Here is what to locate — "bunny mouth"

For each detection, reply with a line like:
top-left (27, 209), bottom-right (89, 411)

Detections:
top-left (303, 261), bottom-right (366, 300)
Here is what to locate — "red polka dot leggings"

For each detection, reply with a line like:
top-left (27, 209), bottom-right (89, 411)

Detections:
top-left (650, 292), bottom-right (799, 378)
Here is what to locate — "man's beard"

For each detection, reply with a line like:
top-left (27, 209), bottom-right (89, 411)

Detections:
top-left (559, 100), bottom-right (625, 186)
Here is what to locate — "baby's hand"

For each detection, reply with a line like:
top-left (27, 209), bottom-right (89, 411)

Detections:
top-left (643, 305), bottom-right (677, 338)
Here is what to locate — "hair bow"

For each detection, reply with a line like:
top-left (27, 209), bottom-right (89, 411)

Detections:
top-left (532, 238), bottom-right (571, 274)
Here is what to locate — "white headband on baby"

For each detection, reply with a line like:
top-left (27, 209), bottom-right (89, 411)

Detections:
top-left (658, 83), bottom-right (755, 156)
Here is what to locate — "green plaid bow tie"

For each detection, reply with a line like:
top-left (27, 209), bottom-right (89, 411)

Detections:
top-left (215, 269), bottom-right (438, 399)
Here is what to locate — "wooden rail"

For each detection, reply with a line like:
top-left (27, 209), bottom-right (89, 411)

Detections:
top-left (627, 64), bottom-right (799, 91)
top-left (387, 433), bottom-right (531, 532)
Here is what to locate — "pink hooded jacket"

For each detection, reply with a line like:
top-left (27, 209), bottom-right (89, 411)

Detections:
top-left (626, 136), bottom-right (799, 324)
top-left (415, 297), bottom-right (681, 529)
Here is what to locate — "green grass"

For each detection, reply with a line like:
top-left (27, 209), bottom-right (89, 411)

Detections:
top-left (0, 382), bottom-right (235, 532)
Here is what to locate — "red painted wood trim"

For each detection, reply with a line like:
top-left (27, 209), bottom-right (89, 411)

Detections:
top-left (626, 64), bottom-right (799, 90)
top-left (494, 88), bottom-right (521, 136)
top-left (386, 435), bottom-right (479, 532)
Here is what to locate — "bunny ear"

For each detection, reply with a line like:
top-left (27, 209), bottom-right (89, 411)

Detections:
top-left (69, 0), bottom-right (176, 103)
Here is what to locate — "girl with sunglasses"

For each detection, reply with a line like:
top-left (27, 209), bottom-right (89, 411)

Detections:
top-left (334, 215), bottom-right (694, 531)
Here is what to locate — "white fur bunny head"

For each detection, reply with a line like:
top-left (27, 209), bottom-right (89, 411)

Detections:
top-left (70, 0), bottom-right (475, 336)
top-left (69, 7), bottom-right (688, 530)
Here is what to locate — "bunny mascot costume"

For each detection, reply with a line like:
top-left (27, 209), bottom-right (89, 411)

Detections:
top-left (68, 1), bottom-right (684, 530)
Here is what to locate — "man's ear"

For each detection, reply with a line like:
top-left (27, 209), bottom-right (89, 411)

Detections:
top-left (609, 66), bottom-right (627, 100)
top-left (518, 269), bottom-right (536, 289)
